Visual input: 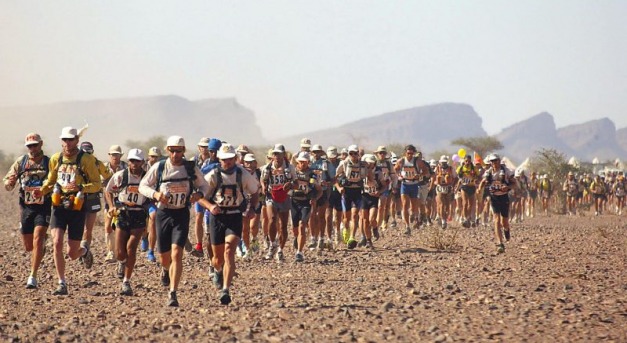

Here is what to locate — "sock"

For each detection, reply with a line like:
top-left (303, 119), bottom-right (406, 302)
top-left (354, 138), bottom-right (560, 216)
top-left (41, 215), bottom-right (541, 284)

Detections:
top-left (31, 271), bottom-right (37, 278)
top-left (123, 277), bottom-right (130, 283)
top-left (59, 279), bottom-right (66, 285)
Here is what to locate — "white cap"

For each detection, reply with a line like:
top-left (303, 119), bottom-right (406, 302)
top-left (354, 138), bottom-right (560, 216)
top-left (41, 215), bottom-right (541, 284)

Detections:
top-left (311, 144), bottom-right (324, 152)
top-left (375, 146), bottom-right (387, 153)
top-left (148, 146), bottom-right (162, 157)
top-left (217, 143), bottom-right (237, 159)
top-left (127, 148), bottom-right (145, 161)
top-left (24, 133), bottom-right (42, 146)
top-left (429, 159), bottom-right (437, 167)
top-left (59, 127), bottom-right (78, 139)
top-left (272, 143), bottom-right (286, 154)
top-left (109, 145), bottom-right (123, 155)
top-left (300, 138), bottom-right (311, 148)
top-left (439, 155), bottom-right (449, 163)
top-left (348, 144), bottom-right (359, 153)
top-left (198, 137), bottom-right (210, 147)
top-left (361, 154), bottom-right (376, 164)
top-left (243, 153), bottom-right (256, 162)
top-left (296, 151), bottom-right (311, 162)
top-left (326, 146), bottom-right (338, 158)
top-left (487, 153), bottom-right (501, 162)
top-left (166, 135), bottom-right (185, 147)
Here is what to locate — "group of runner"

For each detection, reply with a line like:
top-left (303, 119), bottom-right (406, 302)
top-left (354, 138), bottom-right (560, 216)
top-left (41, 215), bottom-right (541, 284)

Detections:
top-left (4, 128), bottom-right (625, 307)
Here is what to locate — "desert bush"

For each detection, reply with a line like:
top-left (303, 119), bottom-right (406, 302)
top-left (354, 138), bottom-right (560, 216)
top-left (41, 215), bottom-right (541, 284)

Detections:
top-left (421, 225), bottom-right (461, 251)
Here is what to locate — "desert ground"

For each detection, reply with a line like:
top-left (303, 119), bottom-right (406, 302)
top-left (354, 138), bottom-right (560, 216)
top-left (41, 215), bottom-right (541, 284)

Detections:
top-left (0, 190), bottom-right (625, 342)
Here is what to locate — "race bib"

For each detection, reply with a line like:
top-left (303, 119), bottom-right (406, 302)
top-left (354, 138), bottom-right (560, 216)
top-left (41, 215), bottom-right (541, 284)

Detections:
top-left (165, 183), bottom-right (189, 209)
top-left (402, 167), bottom-right (416, 180)
top-left (23, 186), bottom-right (44, 205)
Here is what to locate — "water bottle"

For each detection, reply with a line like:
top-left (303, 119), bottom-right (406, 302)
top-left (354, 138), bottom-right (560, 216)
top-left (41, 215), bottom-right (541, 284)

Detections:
top-left (157, 191), bottom-right (170, 210)
top-left (51, 184), bottom-right (62, 207)
top-left (73, 191), bottom-right (84, 211)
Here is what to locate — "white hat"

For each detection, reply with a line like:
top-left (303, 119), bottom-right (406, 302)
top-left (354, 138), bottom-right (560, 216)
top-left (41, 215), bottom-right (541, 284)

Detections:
top-left (59, 127), bottom-right (78, 139)
top-left (217, 144), bottom-right (237, 159)
top-left (487, 153), bottom-right (501, 162)
top-left (272, 143), bottom-right (286, 154)
top-left (148, 146), bottom-right (162, 157)
top-left (300, 138), bottom-right (311, 148)
top-left (296, 151), bottom-right (311, 162)
top-left (439, 155), bottom-right (449, 163)
top-left (127, 148), bottom-right (145, 161)
top-left (429, 159), bottom-right (437, 167)
top-left (109, 145), bottom-right (123, 155)
top-left (237, 144), bottom-right (250, 153)
top-left (24, 133), bottom-right (42, 146)
top-left (326, 146), bottom-right (338, 158)
top-left (348, 145), bottom-right (359, 153)
top-left (243, 153), bottom-right (256, 162)
top-left (375, 146), bottom-right (387, 153)
top-left (311, 144), bottom-right (324, 152)
top-left (166, 135), bottom-right (185, 147)
top-left (198, 137), bottom-right (210, 147)
top-left (361, 154), bottom-right (376, 164)
top-left (340, 148), bottom-right (348, 154)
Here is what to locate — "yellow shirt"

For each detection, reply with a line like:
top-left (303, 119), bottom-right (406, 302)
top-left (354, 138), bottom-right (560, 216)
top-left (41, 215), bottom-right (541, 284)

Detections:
top-left (42, 151), bottom-right (102, 195)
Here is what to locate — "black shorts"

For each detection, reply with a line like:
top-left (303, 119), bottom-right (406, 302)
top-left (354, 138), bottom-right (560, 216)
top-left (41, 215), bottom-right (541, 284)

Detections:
top-left (343, 188), bottom-right (362, 210)
top-left (461, 185), bottom-right (476, 197)
top-left (490, 194), bottom-right (510, 218)
top-left (20, 203), bottom-right (51, 234)
top-left (50, 206), bottom-right (86, 241)
top-left (291, 199), bottom-right (312, 226)
top-left (209, 211), bottom-right (243, 245)
top-left (529, 190), bottom-right (538, 199)
top-left (117, 209), bottom-right (147, 231)
top-left (593, 193), bottom-right (606, 201)
top-left (329, 189), bottom-right (343, 211)
top-left (361, 194), bottom-right (379, 211)
top-left (316, 188), bottom-right (330, 207)
top-left (155, 208), bottom-right (190, 253)
top-left (84, 193), bottom-right (102, 213)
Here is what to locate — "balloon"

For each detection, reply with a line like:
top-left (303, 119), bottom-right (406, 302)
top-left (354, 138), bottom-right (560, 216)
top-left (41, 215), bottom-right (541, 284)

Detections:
top-left (452, 154), bottom-right (460, 163)
top-left (457, 148), bottom-right (466, 158)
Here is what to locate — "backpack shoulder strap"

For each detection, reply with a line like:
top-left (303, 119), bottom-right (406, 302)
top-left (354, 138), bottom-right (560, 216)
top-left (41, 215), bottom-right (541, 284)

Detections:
top-left (121, 168), bottom-right (129, 190)
top-left (155, 159), bottom-right (166, 190)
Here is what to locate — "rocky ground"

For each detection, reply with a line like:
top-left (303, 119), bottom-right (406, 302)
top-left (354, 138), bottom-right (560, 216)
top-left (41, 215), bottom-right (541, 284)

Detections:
top-left (0, 190), bottom-right (625, 342)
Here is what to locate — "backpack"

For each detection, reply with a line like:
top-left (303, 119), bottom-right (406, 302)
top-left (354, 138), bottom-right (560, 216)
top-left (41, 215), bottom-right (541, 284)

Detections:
top-left (155, 159), bottom-right (196, 206)
top-left (211, 166), bottom-right (246, 208)
top-left (18, 154), bottom-right (50, 199)
top-left (56, 150), bottom-right (88, 183)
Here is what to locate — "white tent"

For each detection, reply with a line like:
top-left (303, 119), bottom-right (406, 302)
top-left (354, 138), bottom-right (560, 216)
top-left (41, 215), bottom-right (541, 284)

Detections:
top-left (592, 157), bottom-right (600, 164)
top-left (501, 157), bottom-right (517, 170)
top-left (517, 157), bottom-right (531, 171)
top-left (568, 156), bottom-right (580, 167)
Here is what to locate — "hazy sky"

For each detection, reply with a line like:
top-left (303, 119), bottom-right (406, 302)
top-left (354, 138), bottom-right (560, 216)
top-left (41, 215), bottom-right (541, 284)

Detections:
top-left (2, 1), bottom-right (626, 140)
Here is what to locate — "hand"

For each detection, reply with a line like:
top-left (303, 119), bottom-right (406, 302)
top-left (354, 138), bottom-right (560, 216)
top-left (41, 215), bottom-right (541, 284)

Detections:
top-left (283, 182), bottom-right (293, 191)
top-left (189, 192), bottom-right (203, 203)
top-left (243, 208), bottom-right (255, 219)
top-left (33, 189), bottom-right (43, 198)
top-left (107, 207), bottom-right (117, 218)
top-left (154, 192), bottom-right (169, 205)
top-left (210, 204), bottom-right (222, 215)
top-left (7, 174), bottom-right (17, 187)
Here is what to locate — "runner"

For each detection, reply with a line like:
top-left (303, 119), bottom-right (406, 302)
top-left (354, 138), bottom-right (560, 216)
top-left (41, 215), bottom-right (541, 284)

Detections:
top-left (394, 145), bottom-right (431, 234)
top-left (374, 146), bottom-right (396, 237)
top-left (589, 174), bottom-right (606, 216)
top-left (477, 153), bottom-right (516, 254)
top-left (335, 145), bottom-right (366, 249)
top-left (240, 152), bottom-right (261, 259)
top-left (190, 137), bottom-right (212, 257)
top-left (310, 144), bottom-right (333, 250)
top-left (36, 127), bottom-right (101, 295)
top-left (527, 171), bottom-right (539, 218)
top-left (198, 144), bottom-right (259, 305)
top-left (3, 133), bottom-right (51, 289)
top-left (103, 145), bottom-right (128, 262)
top-left (104, 148), bottom-right (148, 296)
top-left (539, 174), bottom-right (552, 216)
top-left (324, 146), bottom-right (343, 248)
top-left (361, 154), bottom-right (389, 248)
top-left (612, 173), bottom-right (626, 215)
top-left (455, 155), bottom-right (479, 228)
top-left (562, 171), bottom-right (579, 216)
top-left (138, 135), bottom-right (208, 307)
top-left (290, 151), bottom-right (322, 261)
top-left (260, 144), bottom-right (296, 262)
top-left (434, 155), bottom-right (456, 229)
top-left (79, 142), bottom-right (112, 263)
top-left (144, 146), bottom-right (163, 262)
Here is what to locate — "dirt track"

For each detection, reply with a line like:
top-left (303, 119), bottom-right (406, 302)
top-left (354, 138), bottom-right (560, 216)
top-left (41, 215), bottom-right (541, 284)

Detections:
top-left (0, 190), bottom-right (625, 342)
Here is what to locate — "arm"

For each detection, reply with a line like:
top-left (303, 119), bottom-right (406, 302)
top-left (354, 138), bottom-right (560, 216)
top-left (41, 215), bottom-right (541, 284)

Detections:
top-left (2, 157), bottom-right (22, 191)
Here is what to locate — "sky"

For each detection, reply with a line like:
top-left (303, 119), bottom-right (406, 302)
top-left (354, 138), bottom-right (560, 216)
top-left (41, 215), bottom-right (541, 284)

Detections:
top-left (1, 1), bottom-right (626, 140)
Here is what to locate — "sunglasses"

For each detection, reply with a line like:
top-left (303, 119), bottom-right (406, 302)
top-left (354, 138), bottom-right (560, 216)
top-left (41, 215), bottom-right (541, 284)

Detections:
top-left (26, 143), bottom-right (39, 148)
top-left (349, 152), bottom-right (358, 156)
top-left (61, 138), bottom-right (76, 142)
top-left (169, 149), bottom-right (185, 154)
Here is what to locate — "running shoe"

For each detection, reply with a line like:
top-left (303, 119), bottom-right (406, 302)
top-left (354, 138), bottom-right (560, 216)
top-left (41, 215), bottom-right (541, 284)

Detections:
top-left (357, 236), bottom-right (367, 247)
top-left (105, 250), bottom-right (115, 263)
top-left (116, 262), bottom-right (125, 279)
top-left (250, 239), bottom-right (260, 252)
top-left (504, 229), bottom-right (511, 242)
top-left (167, 291), bottom-right (179, 307)
top-left (184, 239), bottom-right (193, 253)
top-left (26, 275), bottom-right (38, 289)
top-left (219, 289), bottom-right (231, 305)
top-left (404, 225), bottom-right (412, 236)
top-left (191, 243), bottom-right (204, 257)
top-left (347, 238), bottom-right (358, 250)
top-left (295, 251), bottom-right (304, 262)
top-left (53, 282), bottom-right (68, 296)
top-left (147, 250), bottom-right (156, 262)
top-left (373, 227), bottom-right (380, 240)
top-left (308, 237), bottom-right (316, 250)
top-left (342, 227), bottom-right (350, 244)
top-left (317, 238), bottom-right (325, 250)
top-left (140, 236), bottom-right (149, 252)
top-left (389, 220), bottom-right (397, 228)
top-left (276, 250), bottom-right (285, 262)
top-left (160, 269), bottom-right (170, 287)
top-left (326, 238), bottom-right (334, 250)
top-left (497, 244), bottom-right (505, 254)
top-left (120, 281), bottom-right (133, 296)
top-left (82, 244), bottom-right (94, 269)
top-left (365, 240), bottom-right (374, 249)
top-left (264, 245), bottom-right (276, 261)
top-left (213, 270), bottom-right (223, 289)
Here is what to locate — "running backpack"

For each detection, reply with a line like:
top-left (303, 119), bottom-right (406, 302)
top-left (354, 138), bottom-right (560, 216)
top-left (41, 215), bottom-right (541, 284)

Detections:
top-left (155, 159), bottom-right (196, 206)
top-left (210, 166), bottom-right (246, 208)
top-left (56, 150), bottom-right (88, 182)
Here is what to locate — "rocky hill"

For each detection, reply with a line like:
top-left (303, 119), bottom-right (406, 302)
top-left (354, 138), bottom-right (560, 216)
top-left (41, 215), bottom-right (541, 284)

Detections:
top-left (557, 118), bottom-right (627, 162)
top-left (278, 103), bottom-right (487, 154)
top-left (613, 127), bottom-right (627, 155)
top-left (0, 95), bottom-right (265, 157)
